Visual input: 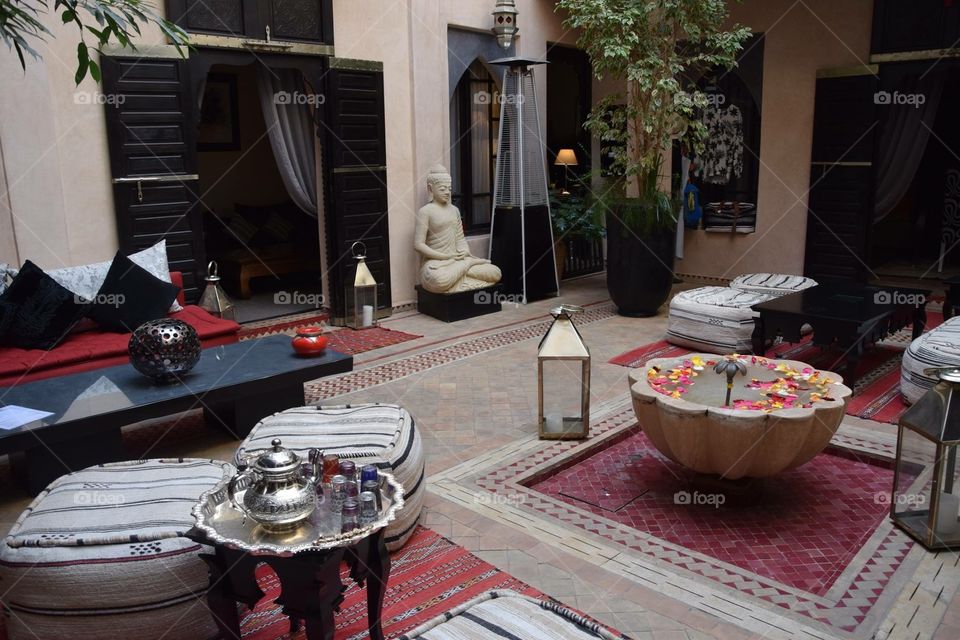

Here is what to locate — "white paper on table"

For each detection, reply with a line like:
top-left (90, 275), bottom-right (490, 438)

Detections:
top-left (0, 405), bottom-right (54, 430)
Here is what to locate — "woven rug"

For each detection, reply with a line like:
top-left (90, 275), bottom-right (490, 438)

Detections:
top-left (239, 313), bottom-right (422, 356)
top-left (609, 311), bottom-right (944, 424)
top-left (242, 526), bottom-right (545, 640)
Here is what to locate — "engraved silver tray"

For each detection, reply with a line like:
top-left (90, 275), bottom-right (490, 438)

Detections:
top-left (190, 472), bottom-right (405, 556)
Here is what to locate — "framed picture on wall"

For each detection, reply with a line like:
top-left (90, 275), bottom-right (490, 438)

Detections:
top-left (198, 73), bottom-right (240, 151)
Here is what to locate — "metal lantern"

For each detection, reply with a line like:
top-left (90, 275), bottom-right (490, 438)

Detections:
top-left (198, 261), bottom-right (235, 321)
top-left (537, 305), bottom-right (590, 440)
top-left (347, 241), bottom-right (378, 330)
top-left (492, 0), bottom-right (519, 50)
top-left (128, 318), bottom-right (201, 384)
top-left (891, 367), bottom-right (960, 550)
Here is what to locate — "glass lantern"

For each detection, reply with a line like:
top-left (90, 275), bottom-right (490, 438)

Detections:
top-left (198, 261), bottom-right (235, 322)
top-left (346, 242), bottom-right (378, 330)
top-left (891, 367), bottom-right (960, 550)
top-left (537, 305), bottom-right (590, 440)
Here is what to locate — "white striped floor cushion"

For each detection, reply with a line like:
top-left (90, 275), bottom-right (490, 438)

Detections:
top-left (667, 286), bottom-right (776, 354)
top-left (901, 316), bottom-right (960, 404)
top-left (397, 590), bottom-right (626, 639)
top-left (730, 272), bottom-right (818, 296)
top-left (235, 404), bottom-right (424, 550)
top-left (0, 458), bottom-right (233, 640)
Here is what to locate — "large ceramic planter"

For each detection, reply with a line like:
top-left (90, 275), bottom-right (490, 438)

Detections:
top-left (629, 354), bottom-right (852, 479)
top-left (606, 207), bottom-right (676, 317)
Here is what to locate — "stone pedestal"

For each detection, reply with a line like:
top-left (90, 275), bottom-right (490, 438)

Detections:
top-left (416, 285), bottom-right (502, 323)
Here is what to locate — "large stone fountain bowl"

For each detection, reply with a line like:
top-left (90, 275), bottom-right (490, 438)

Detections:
top-left (629, 354), bottom-right (852, 479)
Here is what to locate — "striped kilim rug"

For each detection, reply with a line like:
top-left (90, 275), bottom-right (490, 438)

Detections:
top-left (609, 311), bottom-right (944, 424)
top-left (243, 526), bottom-right (545, 640)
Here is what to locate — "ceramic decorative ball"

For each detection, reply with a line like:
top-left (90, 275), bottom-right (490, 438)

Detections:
top-left (128, 319), bottom-right (202, 384)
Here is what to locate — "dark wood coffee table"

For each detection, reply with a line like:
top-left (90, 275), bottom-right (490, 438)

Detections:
top-left (751, 284), bottom-right (930, 389)
top-left (0, 336), bottom-right (352, 493)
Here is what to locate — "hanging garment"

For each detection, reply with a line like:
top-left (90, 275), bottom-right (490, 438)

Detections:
top-left (683, 181), bottom-right (702, 229)
top-left (699, 105), bottom-right (744, 185)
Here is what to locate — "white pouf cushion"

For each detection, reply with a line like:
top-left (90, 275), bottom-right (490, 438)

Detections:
top-left (236, 404), bottom-right (424, 550)
top-left (667, 286), bottom-right (776, 354)
top-left (0, 458), bottom-right (233, 640)
top-left (730, 272), bottom-right (818, 296)
top-left (398, 590), bottom-right (625, 639)
top-left (901, 317), bottom-right (960, 404)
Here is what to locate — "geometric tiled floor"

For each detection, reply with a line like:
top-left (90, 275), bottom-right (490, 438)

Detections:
top-left (529, 429), bottom-right (897, 597)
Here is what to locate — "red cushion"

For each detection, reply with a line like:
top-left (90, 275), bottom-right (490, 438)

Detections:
top-left (0, 306), bottom-right (240, 386)
top-left (170, 271), bottom-right (186, 307)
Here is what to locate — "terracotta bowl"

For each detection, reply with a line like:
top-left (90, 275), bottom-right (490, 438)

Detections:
top-left (629, 354), bottom-right (852, 479)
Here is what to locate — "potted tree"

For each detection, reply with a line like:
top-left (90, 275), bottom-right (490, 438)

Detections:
top-left (556, 0), bottom-right (750, 316)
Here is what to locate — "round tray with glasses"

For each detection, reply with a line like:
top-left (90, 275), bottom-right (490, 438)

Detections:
top-left (190, 472), bottom-right (405, 557)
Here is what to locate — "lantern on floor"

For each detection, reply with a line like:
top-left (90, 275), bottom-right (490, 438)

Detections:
top-left (347, 242), bottom-right (378, 330)
top-left (891, 367), bottom-right (960, 550)
top-left (492, 0), bottom-right (519, 50)
top-left (537, 304), bottom-right (590, 440)
top-left (198, 261), bottom-right (235, 321)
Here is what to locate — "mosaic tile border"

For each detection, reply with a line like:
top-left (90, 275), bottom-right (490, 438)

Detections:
top-left (429, 404), bottom-right (960, 640)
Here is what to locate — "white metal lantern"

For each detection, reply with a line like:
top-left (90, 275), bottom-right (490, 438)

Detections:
top-left (538, 304), bottom-right (590, 440)
top-left (492, 0), bottom-right (519, 50)
top-left (198, 261), bottom-right (235, 321)
top-left (347, 242), bottom-right (378, 330)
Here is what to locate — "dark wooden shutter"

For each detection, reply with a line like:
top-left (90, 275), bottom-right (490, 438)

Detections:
top-left (803, 72), bottom-right (879, 284)
top-left (101, 55), bottom-right (206, 302)
top-left (323, 62), bottom-right (391, 320)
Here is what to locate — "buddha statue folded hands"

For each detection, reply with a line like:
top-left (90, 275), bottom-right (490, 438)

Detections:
top-left (415, 165), bottom-right (502, 294)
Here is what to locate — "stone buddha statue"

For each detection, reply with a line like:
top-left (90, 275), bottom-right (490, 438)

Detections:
top-left (415, 165), bottom-right (502, 294)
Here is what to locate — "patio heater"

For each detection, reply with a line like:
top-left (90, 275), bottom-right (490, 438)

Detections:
top-left (489, 56), bottom-right (559, 302)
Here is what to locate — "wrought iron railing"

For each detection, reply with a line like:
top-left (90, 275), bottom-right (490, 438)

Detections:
top-left (560, 236), bottom-right (605, 279)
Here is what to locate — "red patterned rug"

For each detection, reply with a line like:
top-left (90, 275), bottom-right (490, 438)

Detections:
top-left (239, 314), bottom-right (421, 356)
top-left (609, 312), bottom-right (943, 424)
top-left (242, 527), bottom-right (544, 639)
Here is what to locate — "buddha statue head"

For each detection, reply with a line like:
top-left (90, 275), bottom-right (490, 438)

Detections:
top-left (426, 165), bottom-right (453, 206)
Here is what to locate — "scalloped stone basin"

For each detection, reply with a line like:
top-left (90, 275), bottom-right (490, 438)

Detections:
top-left (629, 354), bottom-right (852, 479)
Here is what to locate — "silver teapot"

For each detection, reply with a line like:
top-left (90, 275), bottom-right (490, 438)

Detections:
top-left (228, 439), bottom-right (319, 533)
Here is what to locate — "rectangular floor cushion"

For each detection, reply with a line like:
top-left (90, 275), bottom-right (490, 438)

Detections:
top-left (901, 316), bottom-right (960, 404)
top-left (0, 458), bottom-right (234, 640)
top-left (729, 272), bottom-right (818, 296)
top-left (397, 590), bottom-right (627, 639)
top-left (667, 285), bottom-right (777, 354)
top-left (235, 404), bottom-right (424, 551)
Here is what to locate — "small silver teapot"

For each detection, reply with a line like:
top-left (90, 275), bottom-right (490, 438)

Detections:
top-left (228, 439), bottom-right (318, 533)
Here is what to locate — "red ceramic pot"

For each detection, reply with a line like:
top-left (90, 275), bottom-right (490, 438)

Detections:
top-left (291, 327), bottom-right (328, 357)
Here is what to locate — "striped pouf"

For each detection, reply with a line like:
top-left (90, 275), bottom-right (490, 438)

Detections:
top-left (667, 286), bottom-right (777, 354)
top-left (730, 272), bottom-right (818, 296)
top-left (901, 316), bottom-right (960, 404)
top-left (0, 458), bottom-right (233, 640)
top-left (397, 590), bottom-right (627, 639)
top-left (235, 404), bottom-right (424, 550)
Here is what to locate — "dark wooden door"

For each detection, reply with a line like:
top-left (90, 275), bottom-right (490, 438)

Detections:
top-left (323, 62), bottom-right (391, 320)
top-left (101, 55), bottom-right (206, 302)
top-left (165, 0), bottom-right (333, 44)
top-left (803, 72), bottom-right (880, 284)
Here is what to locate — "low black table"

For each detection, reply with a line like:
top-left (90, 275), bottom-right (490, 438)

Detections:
top-left (0, 336), bottom-right (352, 493)
top-left (751, 284), bottom-right (930, 389)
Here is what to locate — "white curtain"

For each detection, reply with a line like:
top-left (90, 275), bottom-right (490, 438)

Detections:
top-left (873, 68), bottom-right (945, 224)
top-left (256, 67), bottom-right (319, 217)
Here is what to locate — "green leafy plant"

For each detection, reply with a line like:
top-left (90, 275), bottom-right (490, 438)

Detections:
top-left (550, 193), bottom-right (606, 241)
top-left (1, 0), bottom-right (188, 83)
top-left (556, 0), bottom-right (750, 230)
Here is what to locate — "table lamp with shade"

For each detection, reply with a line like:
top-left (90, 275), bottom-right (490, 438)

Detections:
top-left (555, 148), bottom-right (579, 195)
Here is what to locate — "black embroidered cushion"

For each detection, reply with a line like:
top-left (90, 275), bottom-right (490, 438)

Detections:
top-left (0, 261), bottom-right (88, 351)
top-left (86, 252), bottom-right (180, 333)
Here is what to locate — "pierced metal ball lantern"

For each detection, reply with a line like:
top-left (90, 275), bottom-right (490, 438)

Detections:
top-left (537, 305), bottom-right (590, 440)
top-left (346, 241), bottom-right (378, 330)
top-left (492, 0), bottom-right (519, 50)
top-left (891, 366), bottom-right (960, 550)
top-left (128, 319), bottom-right (201, 384)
